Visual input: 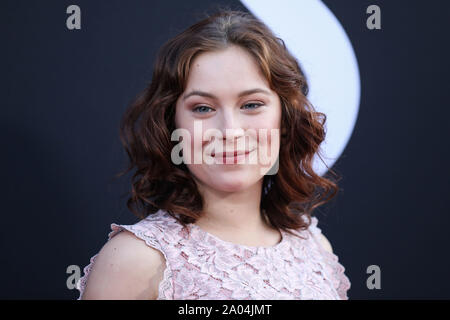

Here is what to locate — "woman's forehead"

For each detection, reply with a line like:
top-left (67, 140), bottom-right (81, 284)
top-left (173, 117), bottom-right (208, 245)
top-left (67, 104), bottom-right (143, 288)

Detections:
top-left (185, 47), bottom-right (269, 90)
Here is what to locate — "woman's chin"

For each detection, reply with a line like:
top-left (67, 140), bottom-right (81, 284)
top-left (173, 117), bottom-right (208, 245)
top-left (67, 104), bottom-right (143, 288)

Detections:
top-left (210, 178), bottom-right (251, 193)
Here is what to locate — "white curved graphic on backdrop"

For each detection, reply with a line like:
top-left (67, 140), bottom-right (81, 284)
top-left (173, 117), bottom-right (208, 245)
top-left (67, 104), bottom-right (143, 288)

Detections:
top-left (240, 0), bottom-right (361, 176)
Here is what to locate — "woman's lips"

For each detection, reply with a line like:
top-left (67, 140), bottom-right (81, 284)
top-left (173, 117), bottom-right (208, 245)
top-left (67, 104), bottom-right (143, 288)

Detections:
top-left (211, 149), bottom-right (252, 158)
top-left (209, 149), bottom-right (256, 164)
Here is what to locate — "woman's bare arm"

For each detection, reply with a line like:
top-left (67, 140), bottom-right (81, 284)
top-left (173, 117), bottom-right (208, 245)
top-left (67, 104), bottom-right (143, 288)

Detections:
top-left (81, 230), bottom-right (166, 300)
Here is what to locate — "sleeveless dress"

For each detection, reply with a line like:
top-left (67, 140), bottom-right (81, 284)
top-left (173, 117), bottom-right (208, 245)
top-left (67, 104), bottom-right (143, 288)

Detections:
top-left (76, 209), bottom-right (351, 300)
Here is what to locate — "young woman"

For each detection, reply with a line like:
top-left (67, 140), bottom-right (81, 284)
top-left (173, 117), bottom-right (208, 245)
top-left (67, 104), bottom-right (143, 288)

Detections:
top-left (77, 9), bottom-right (351, 300)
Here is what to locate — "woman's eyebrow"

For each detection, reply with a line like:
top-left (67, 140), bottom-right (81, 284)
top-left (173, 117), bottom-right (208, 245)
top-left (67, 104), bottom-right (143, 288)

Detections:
top-left (182, 88), bottom-right (271, 101)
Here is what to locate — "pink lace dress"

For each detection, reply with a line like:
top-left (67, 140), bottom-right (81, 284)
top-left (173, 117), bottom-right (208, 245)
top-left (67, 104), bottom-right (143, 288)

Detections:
top-left (76, 209), bottom-right (351, 300)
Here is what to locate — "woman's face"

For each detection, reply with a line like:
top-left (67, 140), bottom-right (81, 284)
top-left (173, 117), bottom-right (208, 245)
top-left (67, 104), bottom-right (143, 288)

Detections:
top-left (174, 45), bottom-right (282, 193)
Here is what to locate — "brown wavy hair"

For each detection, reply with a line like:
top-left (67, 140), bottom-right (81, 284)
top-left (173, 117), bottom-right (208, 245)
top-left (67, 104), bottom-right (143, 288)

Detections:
top-left (117, 7), bottom-right (341, 238)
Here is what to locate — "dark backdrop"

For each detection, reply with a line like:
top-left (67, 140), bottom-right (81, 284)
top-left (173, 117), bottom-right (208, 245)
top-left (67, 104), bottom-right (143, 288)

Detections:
top-left (1, 0), bottom-right (449, 299)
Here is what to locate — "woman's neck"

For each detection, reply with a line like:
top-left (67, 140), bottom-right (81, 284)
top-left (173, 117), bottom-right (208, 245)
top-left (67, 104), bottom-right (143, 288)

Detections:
top-left (193, 178), bottom-right (270, 234)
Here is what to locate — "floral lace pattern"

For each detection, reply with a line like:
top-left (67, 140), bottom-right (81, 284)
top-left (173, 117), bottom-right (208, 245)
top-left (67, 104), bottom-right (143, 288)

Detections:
top-left (76, 209), bottom-right (351, 300)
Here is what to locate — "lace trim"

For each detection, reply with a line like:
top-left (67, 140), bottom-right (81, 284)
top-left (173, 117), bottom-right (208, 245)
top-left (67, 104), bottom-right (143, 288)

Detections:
top-left (189, 222), bottom-right (289, 253)
top-left (308, 216), bottom-right (351, 299)
top-left (76, 252), bottom-right (100, 300)
top-left (76, 222), bottom-right (174, 300)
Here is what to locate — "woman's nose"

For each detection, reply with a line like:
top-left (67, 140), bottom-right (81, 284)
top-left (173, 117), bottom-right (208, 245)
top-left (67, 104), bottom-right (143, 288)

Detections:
top-left (217, 110), bottom-right (246, 141)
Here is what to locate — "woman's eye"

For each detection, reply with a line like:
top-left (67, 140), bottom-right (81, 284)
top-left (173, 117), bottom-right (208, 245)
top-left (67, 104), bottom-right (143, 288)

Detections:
top-left (192, 105), bottom-right (214, 113)
top-left (241, 102), bottom-right (264, 110)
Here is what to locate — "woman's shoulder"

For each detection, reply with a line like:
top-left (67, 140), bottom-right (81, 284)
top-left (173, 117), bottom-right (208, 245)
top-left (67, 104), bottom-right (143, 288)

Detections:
top-left (79, 227), bottom-right (166, 299)
top-left (106, 228), bottom-right (166, 269)
top-left (108, 209), bottom-right (183, 244)
top-left (77, 209), bottom-right (178, 300)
